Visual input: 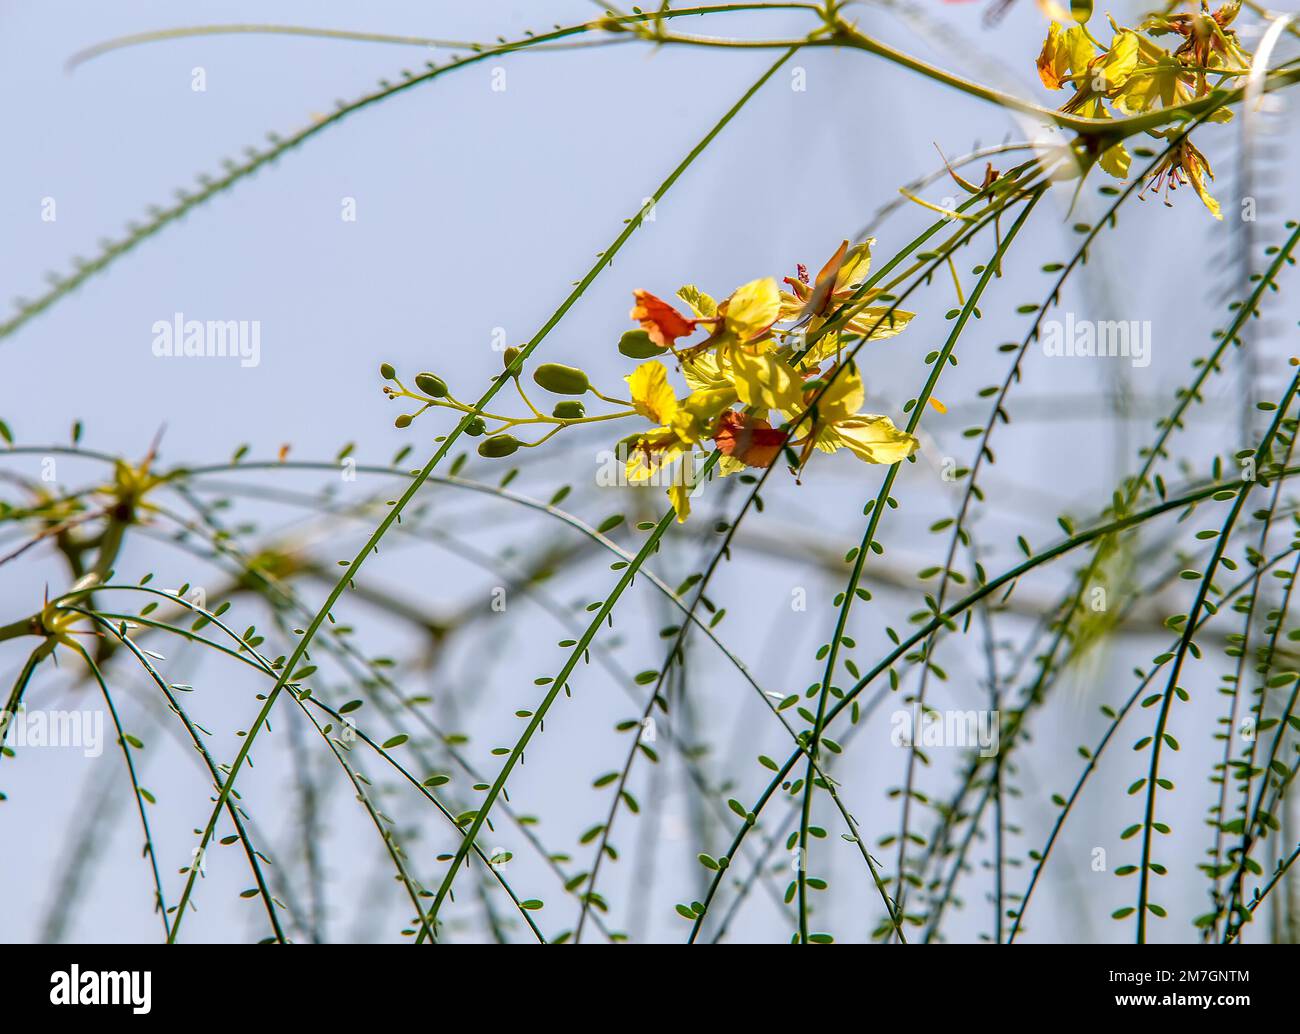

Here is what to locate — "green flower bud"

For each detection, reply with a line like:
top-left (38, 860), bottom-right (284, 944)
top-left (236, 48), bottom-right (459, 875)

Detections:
top-left (379, 362), bottom-right (396, 380)
top-left (533, 363), bottom-right (589, 395)
top-left (464, 416), bottom-right (487, 436)
top-left (394, 413), bottom-right (413, 429)
top-left (414, 372), bottom-right (448, 398)
top-left (552, 400), bottom-right (586, 420)
top-left (615, 431), bottom-right (643, 461)
top-left (618, 329), bottom-right (667, 359)
top-left (478, 434), bottom-right (521, 458)
top-left (503, 346), bottom-right (522, 375)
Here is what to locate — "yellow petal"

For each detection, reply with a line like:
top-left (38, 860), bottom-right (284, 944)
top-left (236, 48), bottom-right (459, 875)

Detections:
top-left (818, 363), bottom-right (866, 424)
top-left (671, 386), bottom-right (737, 443)
top-left (718, 454), bottom-right (747, 477)
top-left (668, 484), bottom-right (690, 522)
top-left (832, 239), bottom-right (875, 293)
top-left (681, 351), bottom-right (732, 393)
top-left (730, 349), bottom-right (805, 413)
top-left (840, 307), bottom-right (915, 344)
top-left (1098, 140), bottom-right (1131, 179)
top-left (722, 278), bottom-right (781, 341)
top-left (1097, 30), bottom-right (1139, 91)
top-left (833, 416), bottom-right (919, 465)
top-left (777, 290), bottom-right (805, 322)
top-left (1112, 55), bottom-right (1179, 115)
top-left (1063, 25), bottom-right (1097, 79)
top-left (1037, 23), bottom-right (1068, 90)
top-left (1186, 158), bottom-right (1222, 221)
top-left (626, 360), bottom-right (679, 425)
top-left (677, 284), bottom-right (717, 318)
top-left (624, 429), bottom-right (682, 482)
top-left (668, 457), bottom-right (696, 523)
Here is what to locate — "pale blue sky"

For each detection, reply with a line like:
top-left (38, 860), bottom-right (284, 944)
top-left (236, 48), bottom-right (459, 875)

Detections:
top-left (2, 1), bottom-right (1298, 943)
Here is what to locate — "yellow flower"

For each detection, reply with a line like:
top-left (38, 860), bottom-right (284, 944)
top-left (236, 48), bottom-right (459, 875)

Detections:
top-left (1036, 25), bottom-right (1155, 179)
top-left (616, 245), bottom-right (924, 519)
top-left (1057, 29), bottom-right (1140, 116)
top-left (1143, 137), bottom-right (1221, 220)
top-left (1144, 2), bottom-right (1251, 75)
top-left (1112, 52), bottom-right (1190, 115)
top-left (778, 240), bottom-right (914, 361)
top-left (627, 352), bottom-right (737, 445)
top-left (624, 428), bottom-right (685, 483)
top-left (1037, 22), bottom-right (1098, 95)
top-left (782, 363), bottom-right (918, 470)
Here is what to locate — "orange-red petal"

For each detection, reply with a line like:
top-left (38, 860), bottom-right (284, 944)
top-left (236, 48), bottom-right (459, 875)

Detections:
top-left (713, 410), bottom-right (787, 468)
top-left (630, 290), bottom-right (698, 349)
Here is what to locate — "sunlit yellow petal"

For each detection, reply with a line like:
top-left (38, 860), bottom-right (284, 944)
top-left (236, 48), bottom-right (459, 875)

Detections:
top-left (730, 349), bottom-right (805, 413)
top-left (839, 307), bottom-right (915, 345)
top-left (668, 458), bottom-right (696, 523)
top-left (1064, 25), bottom-right (1097, 79)
top-left (777, 291), bottom-right (805, 322)
top-left (1186, 159), bottom-right (1222, 220)
top-left (834, 416), bottom-right (919, 465)
top-left (722, 278), bottom-right (781, 341)
top-left (623, 429), bottom-right (682, 482)
top-left (671, 387), bottom-right (737, 443)
top-left (1098, 140), bottom-right (1131, 179)
top-left (832, 239), bottom-right (875, 294)
top-left (1097, 31), bottom-right (1139, 91)
top-left (681, 351), bottom-right (732, 393)
top-left (677, 284), bottom-right (717, 318)
top-left (818, 363), bottom-right (866, 424)
top-left (718, 454), bottom-right (747, 477)
top-left (626, 360), bottom-right (679, 425)
top-left (1037, 23), bottom-right (1068, 90)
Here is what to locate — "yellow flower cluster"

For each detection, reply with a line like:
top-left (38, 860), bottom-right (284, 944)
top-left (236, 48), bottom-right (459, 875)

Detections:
top-left (1036, 1), bottom-right (1250, 218)
top-left (620, 240), bottom-right (920, 522)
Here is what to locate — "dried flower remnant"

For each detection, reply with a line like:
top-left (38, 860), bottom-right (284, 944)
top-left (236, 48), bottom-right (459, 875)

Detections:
top-left (1142, 136), bottom-right (1222, 219)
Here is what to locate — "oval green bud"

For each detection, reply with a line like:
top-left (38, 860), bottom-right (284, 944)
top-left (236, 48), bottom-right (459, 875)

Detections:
top-left (379, 362), bottom-right (396, 380)
top-left (533, 363), bottom-right (589, 395)
top-left (478, 434), bottom-right (520, 458)
top-left (615, 431), bottom-right (644, 461)
top-left (618, 329), bottom-right (667, 359)
top-left (414, 372), bottom-right (448, 398)
top-left (503, 346), bottom-right (522, 375)
top-left (394, 413), bottom-right (413, 429)
top-left (552, 400), bottom-right (586, 420)
top-left (464, 416), bottom-right (487, 437)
